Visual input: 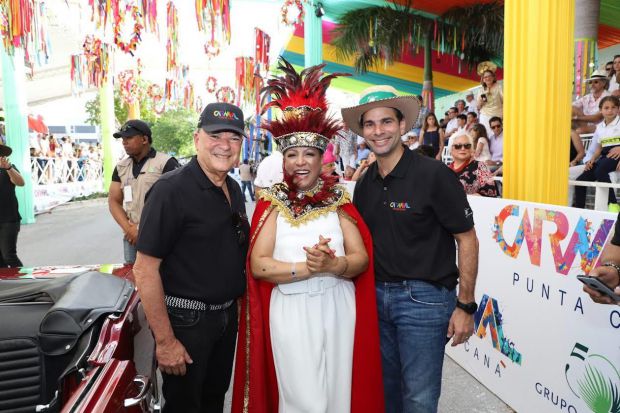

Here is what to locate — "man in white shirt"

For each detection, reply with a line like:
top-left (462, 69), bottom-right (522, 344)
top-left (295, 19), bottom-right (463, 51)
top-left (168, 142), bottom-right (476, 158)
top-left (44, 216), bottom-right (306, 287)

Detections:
top-left (487, 117), bottom-right (504, 174)
top-left (465, 92), bottom-right (477, 115)
top-left (573, 70), bottom-right (609, 135)
top-left (444, 107), bottom-right (459, 139)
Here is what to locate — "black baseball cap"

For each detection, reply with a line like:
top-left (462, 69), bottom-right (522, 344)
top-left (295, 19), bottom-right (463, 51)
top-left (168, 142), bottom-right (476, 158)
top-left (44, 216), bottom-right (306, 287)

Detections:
top-left (113, 119), bottom-right (152, 139)
top-left (198, 102), bottom-right (247, 138)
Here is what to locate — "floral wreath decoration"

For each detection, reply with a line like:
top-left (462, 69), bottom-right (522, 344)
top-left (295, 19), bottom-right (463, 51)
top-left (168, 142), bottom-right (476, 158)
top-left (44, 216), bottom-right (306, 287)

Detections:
top-left (216, 86), bottom-right (236, 103)
top-left (280, 0), bottom-right (305, 26)
top-left (206, 76), bottom-right (218, 94)
top-left (114, 4), bottom-right (144, 55)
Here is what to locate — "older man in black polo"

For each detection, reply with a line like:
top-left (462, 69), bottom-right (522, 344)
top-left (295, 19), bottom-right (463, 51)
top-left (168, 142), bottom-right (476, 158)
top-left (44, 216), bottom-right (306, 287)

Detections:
top-left (133, 102), bottom-right (250, 412)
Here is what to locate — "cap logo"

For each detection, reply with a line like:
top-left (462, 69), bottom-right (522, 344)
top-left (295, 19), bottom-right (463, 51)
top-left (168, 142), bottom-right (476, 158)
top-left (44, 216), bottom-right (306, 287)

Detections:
top-left (359, 90), bottom-right (399, 105)
top-left (213, 110), bottom-right (239, 120)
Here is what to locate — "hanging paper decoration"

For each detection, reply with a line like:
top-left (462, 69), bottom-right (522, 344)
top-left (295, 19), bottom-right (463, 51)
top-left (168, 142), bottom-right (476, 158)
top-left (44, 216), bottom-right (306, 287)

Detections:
top-left (235, 56), bottom-right (260, 108)
top-left (206, 76), bottom-right (218, 93)
top-left (141, 0), bottom-right (158, 34)
top-left (204, 39), bottom-right (220, 60)
top-left (29, 1), bottom-right (51, 67)
top-left (254, 28), bottom-right (270, 75)
top-left (81, 35), bottom-right (111, 88)
top-left (113, 3), bottom-right (144, 55)
top-left (0, 0), bottom-right (35, 54)
top-left (147, 83), bottom-right (166, 114)
top-left (280, 0), bottom-right (304, 26)
top-left (118, 70), bottom-right (141, 105)
top-left (195, 96), bottom-right (204, 113)
top-left (70, 54), bottom-right (88, 94)
top-left (216, 86), bottom-right (235, 104)
top-left (195, 0), bottom-right (231, 45)
top-left (183, 82), bottom-right (195, 109)
top-left (166, 1), bottom-right (179, 72)
top-left (88, 0), bottom-right (111, 29)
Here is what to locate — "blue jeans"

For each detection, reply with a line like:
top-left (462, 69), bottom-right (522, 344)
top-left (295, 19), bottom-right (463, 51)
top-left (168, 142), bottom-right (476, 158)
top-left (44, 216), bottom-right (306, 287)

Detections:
top-left (376, 280), bottom-right (456, 413)
top-left (123, 239), bottom-right (137, 264)
top-left (241, 180), bottom-right (254, 201)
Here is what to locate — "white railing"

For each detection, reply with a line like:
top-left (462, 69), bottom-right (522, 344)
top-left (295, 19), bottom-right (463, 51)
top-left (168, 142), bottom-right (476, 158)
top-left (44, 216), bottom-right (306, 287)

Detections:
top-left (30, 157), bottom-right (103, 186)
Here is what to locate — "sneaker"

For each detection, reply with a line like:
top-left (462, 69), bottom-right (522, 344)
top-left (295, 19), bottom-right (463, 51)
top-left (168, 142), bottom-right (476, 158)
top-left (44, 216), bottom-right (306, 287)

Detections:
top-left (608, 203), bottom-right (620, 213)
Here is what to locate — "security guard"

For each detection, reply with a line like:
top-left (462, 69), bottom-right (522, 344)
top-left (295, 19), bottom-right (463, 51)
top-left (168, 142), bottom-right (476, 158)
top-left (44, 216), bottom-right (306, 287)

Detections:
top-left (108, 119), bottom-right (179, 264)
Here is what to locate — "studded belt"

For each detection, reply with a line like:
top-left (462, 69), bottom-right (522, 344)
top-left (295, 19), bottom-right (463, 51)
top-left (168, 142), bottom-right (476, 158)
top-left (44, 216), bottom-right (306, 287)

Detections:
top-left (165, 295), bottom-right (235, 311)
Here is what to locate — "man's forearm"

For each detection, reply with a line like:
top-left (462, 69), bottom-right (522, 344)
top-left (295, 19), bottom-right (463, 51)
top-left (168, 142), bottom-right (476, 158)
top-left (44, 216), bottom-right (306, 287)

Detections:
top-left (109, 201), bottom-right (132, 232)
top-left (133, 259), bottom-right (176, 345)
top-left (455, 228), bottom-right (479, 302)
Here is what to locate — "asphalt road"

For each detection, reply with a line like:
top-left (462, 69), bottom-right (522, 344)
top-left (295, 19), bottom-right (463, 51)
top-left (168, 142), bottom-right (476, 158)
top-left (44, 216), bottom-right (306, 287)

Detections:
top-left (17, 198), bottom-right (513, 412)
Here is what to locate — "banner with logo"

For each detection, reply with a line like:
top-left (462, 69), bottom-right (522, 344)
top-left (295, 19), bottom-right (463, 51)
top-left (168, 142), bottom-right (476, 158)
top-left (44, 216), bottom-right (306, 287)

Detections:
top-left (446, 197), bottom-right (620, 413)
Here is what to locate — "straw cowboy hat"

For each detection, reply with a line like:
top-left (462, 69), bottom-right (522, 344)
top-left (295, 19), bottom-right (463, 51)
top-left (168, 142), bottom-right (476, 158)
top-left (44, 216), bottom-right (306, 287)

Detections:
top-left (341, 85), bottom-right (420, 137)
top-left (0, 143), bottom-right (12, 157)
top-left (585, 69), bottom-right (609, 82)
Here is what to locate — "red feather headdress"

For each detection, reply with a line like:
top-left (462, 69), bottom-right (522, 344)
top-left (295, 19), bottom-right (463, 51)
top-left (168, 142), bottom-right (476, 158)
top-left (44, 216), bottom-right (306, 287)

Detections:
top-left (261, 57), bottom-right (350, 152)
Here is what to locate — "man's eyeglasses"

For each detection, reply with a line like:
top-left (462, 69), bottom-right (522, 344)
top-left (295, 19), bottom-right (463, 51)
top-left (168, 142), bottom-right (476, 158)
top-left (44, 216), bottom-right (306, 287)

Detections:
top-left (453, 143), bottom-right (472, 150)
top-left (490, 125), bottom-right (502, 130)
top-left (231, 212), bottom-right (247, 246)
top-left (120, 123), bottom-right (148, 136)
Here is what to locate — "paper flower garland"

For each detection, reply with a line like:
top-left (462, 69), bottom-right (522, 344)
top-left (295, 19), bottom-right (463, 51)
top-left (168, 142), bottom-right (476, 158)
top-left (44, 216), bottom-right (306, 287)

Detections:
top-left (206, 76), bottom-right (218, 93)
top-left (114, 4), bottom-right (143, 55)
top-left (281, 0), bottom-right (304, 26)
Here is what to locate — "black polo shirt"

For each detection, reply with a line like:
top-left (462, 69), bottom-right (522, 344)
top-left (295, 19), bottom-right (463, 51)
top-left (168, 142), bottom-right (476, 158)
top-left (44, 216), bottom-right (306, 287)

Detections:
top-left (353, 148), bottom-right (474, 289)
top-left (136, 156), bottom-right (249, 303)
top-left (0, 165), bottom-right (21, 223)
top-left (111, 148), bottom-right (179, 182)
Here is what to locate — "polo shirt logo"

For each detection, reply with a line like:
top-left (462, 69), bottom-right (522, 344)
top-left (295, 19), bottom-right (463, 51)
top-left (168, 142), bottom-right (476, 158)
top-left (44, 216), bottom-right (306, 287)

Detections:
top-left (213, 110), bottom-right (239, 120)
top-left (390, 201), bottom-right (411, 211)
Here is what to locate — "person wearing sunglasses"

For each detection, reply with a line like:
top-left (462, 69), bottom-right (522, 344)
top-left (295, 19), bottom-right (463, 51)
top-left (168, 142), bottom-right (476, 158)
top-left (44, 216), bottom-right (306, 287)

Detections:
top-left (132, 103), bottom-right (250, 412)
top-left (232, 59), bottom-right (383, 413)
top-left (449, 133), bottom-right (498, 197)
top-left (108, 119), bottom-right (179, 264)
top-left (572, 70), bottom-right (610, 135)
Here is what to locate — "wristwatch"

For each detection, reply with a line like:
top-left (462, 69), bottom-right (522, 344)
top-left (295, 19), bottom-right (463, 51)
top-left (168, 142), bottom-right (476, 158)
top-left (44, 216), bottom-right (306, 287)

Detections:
top-left (456, 299), bottom-right (478, 315)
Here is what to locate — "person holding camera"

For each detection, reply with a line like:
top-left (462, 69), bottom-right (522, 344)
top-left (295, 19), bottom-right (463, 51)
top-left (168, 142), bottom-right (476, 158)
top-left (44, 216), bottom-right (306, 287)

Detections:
top-left (0, 143), bottom-right (25, 268)
top-left (477, 63), bottom-right (503, 136)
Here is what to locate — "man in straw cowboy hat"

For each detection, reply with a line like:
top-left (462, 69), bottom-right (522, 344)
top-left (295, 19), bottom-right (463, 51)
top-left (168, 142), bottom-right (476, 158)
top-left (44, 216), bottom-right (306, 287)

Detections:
top-left (342, 85), bottom-right (480, 413)
top-left (0, 142), bottom-right (25, 268)
top-left (573, 69), bottom-right (610, 135)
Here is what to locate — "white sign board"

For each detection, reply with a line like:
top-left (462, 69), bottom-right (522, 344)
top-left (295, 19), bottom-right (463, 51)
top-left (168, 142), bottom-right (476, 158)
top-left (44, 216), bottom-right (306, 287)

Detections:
top-left (446, 197), bottom-right (620, 413)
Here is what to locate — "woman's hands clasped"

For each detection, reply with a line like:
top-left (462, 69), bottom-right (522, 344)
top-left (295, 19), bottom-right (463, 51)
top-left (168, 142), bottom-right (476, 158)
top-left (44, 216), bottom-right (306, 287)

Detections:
top-left (303, 235), bottom-right (339, 274)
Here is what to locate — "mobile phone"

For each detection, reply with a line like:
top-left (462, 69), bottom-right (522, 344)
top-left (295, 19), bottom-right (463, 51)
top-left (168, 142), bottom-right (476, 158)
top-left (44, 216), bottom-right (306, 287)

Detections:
top-left (481, 94), bottom-right (487, 102)
top-left (577, 275), bottom-right (620, 301)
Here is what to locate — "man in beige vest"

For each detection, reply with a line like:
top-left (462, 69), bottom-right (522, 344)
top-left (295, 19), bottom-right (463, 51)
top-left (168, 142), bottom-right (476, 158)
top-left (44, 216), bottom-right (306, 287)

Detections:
top-left (108, 119), bottom-right (179, 263)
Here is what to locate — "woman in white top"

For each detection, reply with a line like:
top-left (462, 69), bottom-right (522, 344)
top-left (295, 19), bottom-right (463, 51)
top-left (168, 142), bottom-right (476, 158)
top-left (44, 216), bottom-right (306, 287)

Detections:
top-left (232, 57), bottom-right (384, 413)
top-left (471, 123), bottom-right (492, 162)
top-left (477, 69), bottom-right (503, 136)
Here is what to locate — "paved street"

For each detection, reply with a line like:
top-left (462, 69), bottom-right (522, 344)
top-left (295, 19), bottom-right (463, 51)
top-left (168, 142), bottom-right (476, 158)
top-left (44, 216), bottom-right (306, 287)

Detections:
top-left (17, 199), bottom-right (513, 412)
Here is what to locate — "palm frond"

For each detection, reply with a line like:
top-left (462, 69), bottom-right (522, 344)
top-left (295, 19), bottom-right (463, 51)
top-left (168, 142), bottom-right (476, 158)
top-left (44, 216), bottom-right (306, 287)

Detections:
top-left (330, 1), bottom-right (504, 74)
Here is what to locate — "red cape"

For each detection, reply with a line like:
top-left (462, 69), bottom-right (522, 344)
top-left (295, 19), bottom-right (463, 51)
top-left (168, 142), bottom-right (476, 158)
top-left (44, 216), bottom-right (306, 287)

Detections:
top-left (232, 199), bottom-right (385, 413)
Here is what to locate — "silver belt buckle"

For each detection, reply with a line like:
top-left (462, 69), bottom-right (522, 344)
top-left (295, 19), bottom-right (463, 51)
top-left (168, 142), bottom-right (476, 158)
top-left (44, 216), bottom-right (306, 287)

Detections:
top-left (308, 278), bottom-right (324, 296)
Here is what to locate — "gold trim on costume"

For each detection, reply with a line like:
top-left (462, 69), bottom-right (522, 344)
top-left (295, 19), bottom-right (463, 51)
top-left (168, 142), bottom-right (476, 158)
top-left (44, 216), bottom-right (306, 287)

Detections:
top-left (337, 207), bottom-right (358, 225)
top-left (259, 182), bottom-right (350, 226)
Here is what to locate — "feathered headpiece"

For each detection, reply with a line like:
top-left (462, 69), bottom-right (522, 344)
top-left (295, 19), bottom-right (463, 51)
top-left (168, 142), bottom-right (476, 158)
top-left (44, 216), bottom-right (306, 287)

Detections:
top-left (260, 57), bottom-right (350, 152)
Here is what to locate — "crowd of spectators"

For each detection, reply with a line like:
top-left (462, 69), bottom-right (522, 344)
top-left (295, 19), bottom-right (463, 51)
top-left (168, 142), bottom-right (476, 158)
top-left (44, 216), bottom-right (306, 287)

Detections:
top-left (28, 133), bottom-right (104, 184)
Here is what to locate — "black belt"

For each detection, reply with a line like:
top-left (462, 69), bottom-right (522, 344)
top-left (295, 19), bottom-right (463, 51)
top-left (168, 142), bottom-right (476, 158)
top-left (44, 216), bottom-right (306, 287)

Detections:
top-left (165, 295), bottom-right (235, 311)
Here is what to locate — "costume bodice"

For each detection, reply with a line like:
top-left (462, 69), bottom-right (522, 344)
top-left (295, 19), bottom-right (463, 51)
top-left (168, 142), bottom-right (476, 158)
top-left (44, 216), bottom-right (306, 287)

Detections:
top-left (273, 211), bottom-right (344, 263)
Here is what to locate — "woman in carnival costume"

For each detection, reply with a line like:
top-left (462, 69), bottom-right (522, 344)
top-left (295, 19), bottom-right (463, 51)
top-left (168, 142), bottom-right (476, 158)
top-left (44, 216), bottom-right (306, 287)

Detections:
top-left (231, 58), bottom-right (384, 413)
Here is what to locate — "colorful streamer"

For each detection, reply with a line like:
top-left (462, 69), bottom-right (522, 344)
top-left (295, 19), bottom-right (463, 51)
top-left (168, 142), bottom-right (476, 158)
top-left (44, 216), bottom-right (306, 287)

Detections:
top-left (0, 0), bottom-right (35, 54)
top-left (195, 0), bottom-right (231, 45)
top-left (573, 38), bottom-right (598, 98)
top-left (255, 28), bottom-right (270, 74)
top-left (166, 1), bottom-right (178, 72)
top-left (88, 0), bottom-right (111, 29)
top-left (141, 0), bottom-right (157, 34)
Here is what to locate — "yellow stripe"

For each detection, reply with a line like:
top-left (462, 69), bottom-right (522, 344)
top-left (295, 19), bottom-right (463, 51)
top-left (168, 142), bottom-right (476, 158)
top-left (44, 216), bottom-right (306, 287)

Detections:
top-left (286, 36), bottom-right (478, 92)
top-left (601, 136), bottom-right (620, 146)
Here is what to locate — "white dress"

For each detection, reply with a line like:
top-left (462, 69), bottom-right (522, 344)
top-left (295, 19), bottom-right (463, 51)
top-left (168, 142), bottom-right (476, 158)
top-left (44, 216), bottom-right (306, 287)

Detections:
top-left (270, 211), bottom-right (356, 413)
